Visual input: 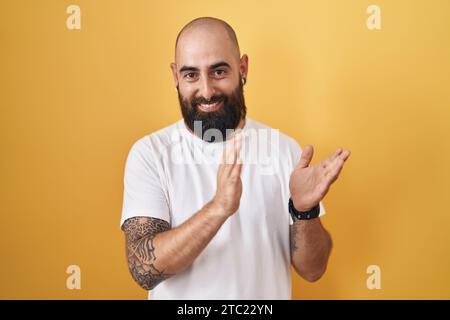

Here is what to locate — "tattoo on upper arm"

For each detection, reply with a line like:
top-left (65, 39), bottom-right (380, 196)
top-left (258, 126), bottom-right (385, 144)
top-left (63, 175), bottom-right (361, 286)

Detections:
top-left (122, 217), bottom-right (172, 290)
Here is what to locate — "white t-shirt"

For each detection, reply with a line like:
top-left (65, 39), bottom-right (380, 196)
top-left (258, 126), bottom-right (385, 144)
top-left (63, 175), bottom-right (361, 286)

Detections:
top-left (120, 117), bottom-right (325, 299)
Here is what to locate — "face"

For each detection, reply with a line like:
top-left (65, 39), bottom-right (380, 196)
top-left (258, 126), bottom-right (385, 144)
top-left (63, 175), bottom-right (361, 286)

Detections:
top-left (177, 74), bottom-right (246, 143)
top-left (171, 26), bottom-right (248, 142)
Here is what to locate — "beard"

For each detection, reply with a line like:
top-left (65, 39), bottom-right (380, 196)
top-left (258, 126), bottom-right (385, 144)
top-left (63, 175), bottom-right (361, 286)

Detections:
top-left (177, 76), bottom-right (247, 143)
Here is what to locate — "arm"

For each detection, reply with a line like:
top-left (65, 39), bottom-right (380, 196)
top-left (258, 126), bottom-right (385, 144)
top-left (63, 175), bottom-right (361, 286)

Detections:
top-left (290, 217), bottom-right (332, 282)
top-left (289, 144), bottom-right (351, 282)
top-left (122, 201), bottom-right (228, 290)
top-left (122, 131), bottom-right (243, 290)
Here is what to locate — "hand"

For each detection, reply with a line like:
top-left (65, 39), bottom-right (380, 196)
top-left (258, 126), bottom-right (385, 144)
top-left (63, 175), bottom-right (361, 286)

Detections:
top-left (212, 131), bottom-right (243, 218)
top-left (289, 145), bottom-right (351, 212)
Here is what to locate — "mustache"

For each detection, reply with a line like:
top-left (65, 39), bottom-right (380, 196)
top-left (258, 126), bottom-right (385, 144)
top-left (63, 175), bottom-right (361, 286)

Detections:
top-left (191, 95), bottom-right (225, 107)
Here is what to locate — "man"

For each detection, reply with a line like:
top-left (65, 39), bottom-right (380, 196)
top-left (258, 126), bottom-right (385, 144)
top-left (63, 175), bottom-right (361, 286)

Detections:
top-left (120, 17), bottom-right (351, 299)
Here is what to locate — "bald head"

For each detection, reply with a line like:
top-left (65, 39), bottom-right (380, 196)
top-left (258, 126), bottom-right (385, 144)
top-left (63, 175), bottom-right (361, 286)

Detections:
top-left (175, 17), bottom-right (241, 61)
top-left (171, 17), bottom-right (248, 140)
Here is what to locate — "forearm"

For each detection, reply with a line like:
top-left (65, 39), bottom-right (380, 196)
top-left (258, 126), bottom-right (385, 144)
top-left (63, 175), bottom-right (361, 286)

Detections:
top-left (291, 218), bottom-right (332, 282)
top-left (126, 200), bottom-right (228, 290)
top-left (151, 201), bottom-right (228, 274)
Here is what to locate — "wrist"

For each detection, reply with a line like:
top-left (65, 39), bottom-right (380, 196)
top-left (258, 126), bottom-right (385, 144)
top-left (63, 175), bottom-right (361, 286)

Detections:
top-left (207, 199), bottom-right (229, 220)
top-left (292, 198), bottom-right (313, 212)
top-left (289, 197), bottom-right (321, 221)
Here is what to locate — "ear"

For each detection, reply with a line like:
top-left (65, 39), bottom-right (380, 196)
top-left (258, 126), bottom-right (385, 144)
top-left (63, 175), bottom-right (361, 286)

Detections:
top-left (170, 62), bottom-right (179, 88)
top-left (239, 54), bottom-right (249, 81)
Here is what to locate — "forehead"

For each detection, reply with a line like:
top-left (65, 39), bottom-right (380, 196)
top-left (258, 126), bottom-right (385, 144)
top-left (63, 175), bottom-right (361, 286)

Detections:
top-left (175, 27), bottom-right (238, 70)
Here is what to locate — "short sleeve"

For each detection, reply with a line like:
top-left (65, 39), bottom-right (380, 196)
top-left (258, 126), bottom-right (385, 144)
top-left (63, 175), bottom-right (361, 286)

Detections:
top-left (120, 137), bottom-right (171, 228)
top-left (288, 139), bottom-right (326, 225)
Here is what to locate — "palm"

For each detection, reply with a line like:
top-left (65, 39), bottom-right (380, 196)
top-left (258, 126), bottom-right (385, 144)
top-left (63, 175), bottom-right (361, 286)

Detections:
top-left (289, 145), bottom-right (351, 212)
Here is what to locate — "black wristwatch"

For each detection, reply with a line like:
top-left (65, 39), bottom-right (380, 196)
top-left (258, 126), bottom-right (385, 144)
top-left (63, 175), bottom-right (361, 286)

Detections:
top-left (289, 198), bottom-right (320, 221)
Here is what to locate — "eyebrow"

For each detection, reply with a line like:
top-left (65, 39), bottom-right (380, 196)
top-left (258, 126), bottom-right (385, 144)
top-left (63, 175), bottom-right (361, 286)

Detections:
top-left (179, 61), bottom-right (231, 73)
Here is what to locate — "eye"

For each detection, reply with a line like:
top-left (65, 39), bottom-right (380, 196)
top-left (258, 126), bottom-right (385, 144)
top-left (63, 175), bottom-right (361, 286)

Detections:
top-left (184, 72), bottom-right (197, 80)
top-left (213, 69), bottom-right (226, 77)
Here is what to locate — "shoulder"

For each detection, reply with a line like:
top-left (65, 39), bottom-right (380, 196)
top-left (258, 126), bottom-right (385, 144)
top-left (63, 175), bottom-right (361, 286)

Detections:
top-left (125, 120), bottom-right (182, 167)
top-left (128, 120), bottom-right (182, 157)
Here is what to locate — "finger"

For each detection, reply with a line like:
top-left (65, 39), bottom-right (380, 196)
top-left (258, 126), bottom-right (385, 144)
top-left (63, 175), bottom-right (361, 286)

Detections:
top-left (323, 147), bottom-right (343, 168)
top-left (221, 140), bottom-right (235, 179)
top-left (230, 132), bottom-right (244, 178)
top-left (230, 132), bottom-right (243, 178)
top-left (326, 148), bottom-right (351, 169)
top-left (234, 131), bottom-right (243, 164)
top-left (330, 165), bottom-right (344, 184)
top-left (339, 149), bottom-right (351, 161)
top-left (226, 135), bottom-right (238, 165)
top-left (331, 147), bottom-right (343, 161)
top-left (296, 145), bottom-right (314, 169)
top-left (230, 162), bottom-right (243, 180)
top-left (222, 133), bottom-right (240, 177)
top-left (229, 131), bottom-right (241, 166)
top-left (221, 142), bottom-right (230, 165)
top-left (324, 156), bottom-right (342, 176)
top-left (326, 158), bottom-right (345, 184)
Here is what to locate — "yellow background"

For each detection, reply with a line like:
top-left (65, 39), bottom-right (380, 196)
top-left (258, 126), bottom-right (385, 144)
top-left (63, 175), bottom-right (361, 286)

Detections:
top-left (1, 0), bottom-right (449, 299)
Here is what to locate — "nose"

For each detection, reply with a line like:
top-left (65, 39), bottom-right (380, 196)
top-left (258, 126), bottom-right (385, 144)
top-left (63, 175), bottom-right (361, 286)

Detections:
top-left (198, 75), bottom-right (215, 101)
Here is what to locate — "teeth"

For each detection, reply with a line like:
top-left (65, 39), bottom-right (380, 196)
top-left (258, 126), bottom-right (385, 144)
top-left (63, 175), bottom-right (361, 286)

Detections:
top-left (199, 101), bottom-right (221, 110)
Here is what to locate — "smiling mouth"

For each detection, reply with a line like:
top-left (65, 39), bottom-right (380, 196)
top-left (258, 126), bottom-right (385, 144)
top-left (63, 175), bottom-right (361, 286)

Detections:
top-left (197, 101), bottom-right (223, 112)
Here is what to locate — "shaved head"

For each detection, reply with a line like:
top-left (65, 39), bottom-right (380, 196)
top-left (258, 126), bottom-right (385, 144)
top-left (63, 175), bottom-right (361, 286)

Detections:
top-left (175, 17), bottom-right (241, 61)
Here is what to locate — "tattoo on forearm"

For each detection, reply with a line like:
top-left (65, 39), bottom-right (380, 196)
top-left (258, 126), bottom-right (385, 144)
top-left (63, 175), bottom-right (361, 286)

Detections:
top-left (122, 217), bottom-right (172, 290)
top-left (290, 223), bottom-right (299, 257)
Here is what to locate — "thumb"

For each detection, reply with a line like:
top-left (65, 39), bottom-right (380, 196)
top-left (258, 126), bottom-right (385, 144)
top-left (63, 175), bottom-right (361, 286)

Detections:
top-left (296, 145), bottom-right (314, 169)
